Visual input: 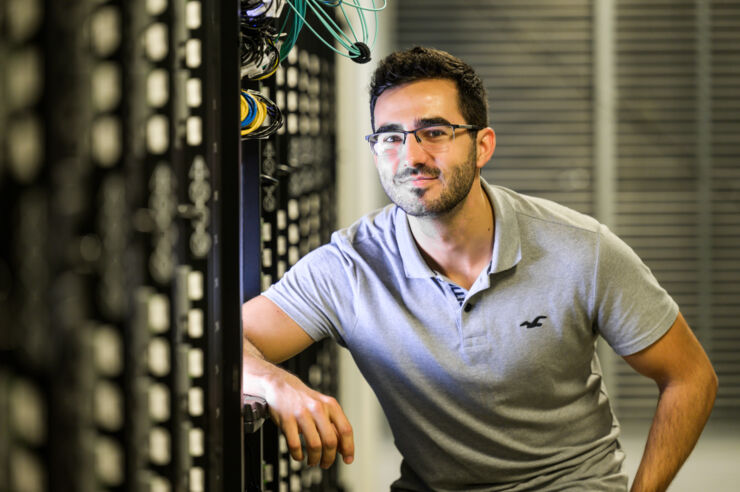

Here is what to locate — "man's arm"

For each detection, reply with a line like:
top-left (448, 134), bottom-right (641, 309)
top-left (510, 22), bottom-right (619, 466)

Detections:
top-left (242, 295), bottom-right (354, 469)
top-left (622, 312), bottom-right (717, 492)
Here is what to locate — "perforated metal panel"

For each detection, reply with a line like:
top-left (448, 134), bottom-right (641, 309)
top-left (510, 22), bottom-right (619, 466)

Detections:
top-left (242, 32), bottom-right (342, 491)
top-left (0, 1), bottom-right (243, 490)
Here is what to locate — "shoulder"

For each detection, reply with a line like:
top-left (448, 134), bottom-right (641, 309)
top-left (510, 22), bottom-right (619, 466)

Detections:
top-left (492, 185), bottom-right (601, 236)
top-left (330, 203), bottom-right (402, 258)
top-left (284, 203), bottom-right (402, 282)
top-left (488, 185), bottom-right (605, 263)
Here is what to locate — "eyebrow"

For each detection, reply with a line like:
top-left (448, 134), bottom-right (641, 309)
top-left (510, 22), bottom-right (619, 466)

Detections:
top-left (374, 117), bottom-right (453, 133)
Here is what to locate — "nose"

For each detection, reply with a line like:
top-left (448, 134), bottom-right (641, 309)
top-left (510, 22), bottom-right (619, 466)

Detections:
top-left (399, 132), bottom-right (429, 166)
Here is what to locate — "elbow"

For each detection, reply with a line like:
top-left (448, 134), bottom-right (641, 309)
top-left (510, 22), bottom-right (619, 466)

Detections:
top-left (691, 348), bottom-right (718, 410)
top-left (702, 353), bottom-right (719, 397)
top-left (707, 364), bottom-right (719, 403)
top-left (694, 360), bottom-right (718, 416)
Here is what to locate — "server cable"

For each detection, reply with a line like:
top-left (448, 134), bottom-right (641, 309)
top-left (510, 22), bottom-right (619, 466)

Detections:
top-left (241, 0), bottom-right (387, 65)
top-left (279, 0), bottom-right (386, 63)
top-left (248, 91), bottom-right (283, 138)
top-left (241, 90), bottom-right (283, 139)
top-left (240, 30), bottom-right (280, 80)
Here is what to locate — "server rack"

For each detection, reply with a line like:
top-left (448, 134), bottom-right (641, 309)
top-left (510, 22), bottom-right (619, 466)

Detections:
top-left (1, 1), bottom-right (243, 490)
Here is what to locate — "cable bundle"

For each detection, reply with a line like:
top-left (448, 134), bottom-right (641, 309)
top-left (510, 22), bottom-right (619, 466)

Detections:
top-left (281, 0), bottom-right (386, 63)
top-left (241, 0), bottom-right (387, 66)
top-left (240, 29), bottom-right (280, 80)
top-left (240, 0), bottom-right (286, 31)
top-left (241, 90), bottom-right (283, 139)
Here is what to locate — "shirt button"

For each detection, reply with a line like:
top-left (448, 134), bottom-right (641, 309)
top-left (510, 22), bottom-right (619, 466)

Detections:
top-left (464, 304), bottom-right (473, 313)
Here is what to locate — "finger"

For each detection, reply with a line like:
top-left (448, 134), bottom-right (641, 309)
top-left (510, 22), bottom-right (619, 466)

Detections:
top-left (312, 409), bottom-right (339, 469)
top-left (328, 402), bottom-right (354, 464)
top-left (280, 417), bottom-right (304, 462)
top-left (296, 410), bottom-right (323, 467)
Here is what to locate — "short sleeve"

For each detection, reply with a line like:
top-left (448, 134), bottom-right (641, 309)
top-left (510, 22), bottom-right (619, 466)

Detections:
top-left (261, 242), bottom-right (356, 346)
top-left (593, 224), bottom-right (679, 356)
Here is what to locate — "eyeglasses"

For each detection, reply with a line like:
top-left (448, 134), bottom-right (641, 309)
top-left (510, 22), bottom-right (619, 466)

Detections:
top-left (364, 124), bottom-right (482, 156)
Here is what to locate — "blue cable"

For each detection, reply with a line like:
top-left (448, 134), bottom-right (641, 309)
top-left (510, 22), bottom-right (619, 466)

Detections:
top-left (241, 91), bottom-right (257, 127)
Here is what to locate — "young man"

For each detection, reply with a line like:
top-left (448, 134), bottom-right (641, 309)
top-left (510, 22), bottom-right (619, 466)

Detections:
top-left (242, 46), bottom-right (717, 491)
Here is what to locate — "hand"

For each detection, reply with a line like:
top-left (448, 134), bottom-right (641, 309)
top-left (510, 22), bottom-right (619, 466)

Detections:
top-left (264, 369), bottom-right (354, 469)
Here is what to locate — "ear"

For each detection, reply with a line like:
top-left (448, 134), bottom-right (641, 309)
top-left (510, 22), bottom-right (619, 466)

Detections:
top-left (475, 127), bottom-right (496, 170)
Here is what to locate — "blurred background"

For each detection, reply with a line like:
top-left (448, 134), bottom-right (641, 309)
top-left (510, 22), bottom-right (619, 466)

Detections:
top-left (1, 1), bottom-right (738, 491)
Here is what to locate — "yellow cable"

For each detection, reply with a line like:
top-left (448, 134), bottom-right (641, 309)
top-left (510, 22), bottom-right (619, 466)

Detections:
top-left (241, 93), bottom-right (250, 122)
top-left (241, 93), bottom-right (267, 136)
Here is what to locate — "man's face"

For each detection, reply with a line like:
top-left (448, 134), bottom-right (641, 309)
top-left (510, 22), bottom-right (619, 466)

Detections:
top-left (371, 79), bottom-right (480, 217)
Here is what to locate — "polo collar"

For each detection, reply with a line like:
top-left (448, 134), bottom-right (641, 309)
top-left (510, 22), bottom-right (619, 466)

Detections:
top-left (396, 178), bottom-right (522, 279)
top-left (483, 179), bottom-right (522, 275)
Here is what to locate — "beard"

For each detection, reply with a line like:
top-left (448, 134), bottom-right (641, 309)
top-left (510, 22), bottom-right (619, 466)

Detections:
top-left (379, 143), bottom-right (478, 217)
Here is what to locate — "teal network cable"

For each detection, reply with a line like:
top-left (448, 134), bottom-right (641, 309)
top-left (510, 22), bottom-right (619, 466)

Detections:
top-left (276, 0), bottom-right (387, 63)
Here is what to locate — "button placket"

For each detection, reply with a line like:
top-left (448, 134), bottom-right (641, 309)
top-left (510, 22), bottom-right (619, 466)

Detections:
top-left (460, 291), bottom-right (490, 350)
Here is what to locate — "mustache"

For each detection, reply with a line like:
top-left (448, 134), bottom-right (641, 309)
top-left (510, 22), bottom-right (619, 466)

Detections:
top-left (394, 165), bottom-right (440, 182)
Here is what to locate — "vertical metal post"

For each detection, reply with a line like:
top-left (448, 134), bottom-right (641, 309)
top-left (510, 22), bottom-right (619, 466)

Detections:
top-left (593, 0), bottom-right (619, 400)
top-left (204, 0), bottom-right (242, 490)
top-left (241, 136), bottom-right (264, 490)
top-left (696, 0), bottom-right (713, 352)
top-left (594, 0), bottom-right (616, 230)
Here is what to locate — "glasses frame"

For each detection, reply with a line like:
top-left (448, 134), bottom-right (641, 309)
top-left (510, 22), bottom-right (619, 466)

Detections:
top-left (364, 124), bottom-right (483, 155)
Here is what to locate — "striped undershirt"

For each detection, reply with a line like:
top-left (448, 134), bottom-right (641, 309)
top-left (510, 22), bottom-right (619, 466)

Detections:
top-left (447, 283), bottom-right (466, 306)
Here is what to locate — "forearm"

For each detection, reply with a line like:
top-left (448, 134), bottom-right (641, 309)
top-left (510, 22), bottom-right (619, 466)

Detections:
top-left (242, 335), bottom-right (290, 398)
top-left (630, 374), bottom-right (717, 492)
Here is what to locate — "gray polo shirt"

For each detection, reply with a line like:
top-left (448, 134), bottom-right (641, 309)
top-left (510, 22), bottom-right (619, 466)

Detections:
top-left (263, 180), bottom-right (678, 491)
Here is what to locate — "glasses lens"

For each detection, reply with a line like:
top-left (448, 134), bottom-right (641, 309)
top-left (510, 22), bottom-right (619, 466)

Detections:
top-left (417, 125), bottom-right (454, 152)
top-left (371, 132), bottom-right (404, 155)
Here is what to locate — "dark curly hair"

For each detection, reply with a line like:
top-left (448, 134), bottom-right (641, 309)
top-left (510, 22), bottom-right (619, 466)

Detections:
top-left (369, 46), bottom-right (489, 131)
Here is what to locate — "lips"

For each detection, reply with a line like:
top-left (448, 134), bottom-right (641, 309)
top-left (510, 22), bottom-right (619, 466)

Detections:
top-left (398, 174), bottom-right (437, 184)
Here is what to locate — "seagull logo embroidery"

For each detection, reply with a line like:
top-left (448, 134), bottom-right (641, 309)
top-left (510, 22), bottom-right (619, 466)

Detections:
top-left (520, 316), bottom-right (547, 328)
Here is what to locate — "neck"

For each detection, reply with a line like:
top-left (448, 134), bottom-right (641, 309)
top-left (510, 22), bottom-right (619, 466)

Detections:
top-left (408, 178), bottom-right (495, 289)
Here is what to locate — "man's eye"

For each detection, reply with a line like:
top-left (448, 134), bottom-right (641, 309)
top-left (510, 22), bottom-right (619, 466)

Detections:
top-left (381, 133), bottom-right (403, 143)
top-left (420, 127), bottom-right (449, 139)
